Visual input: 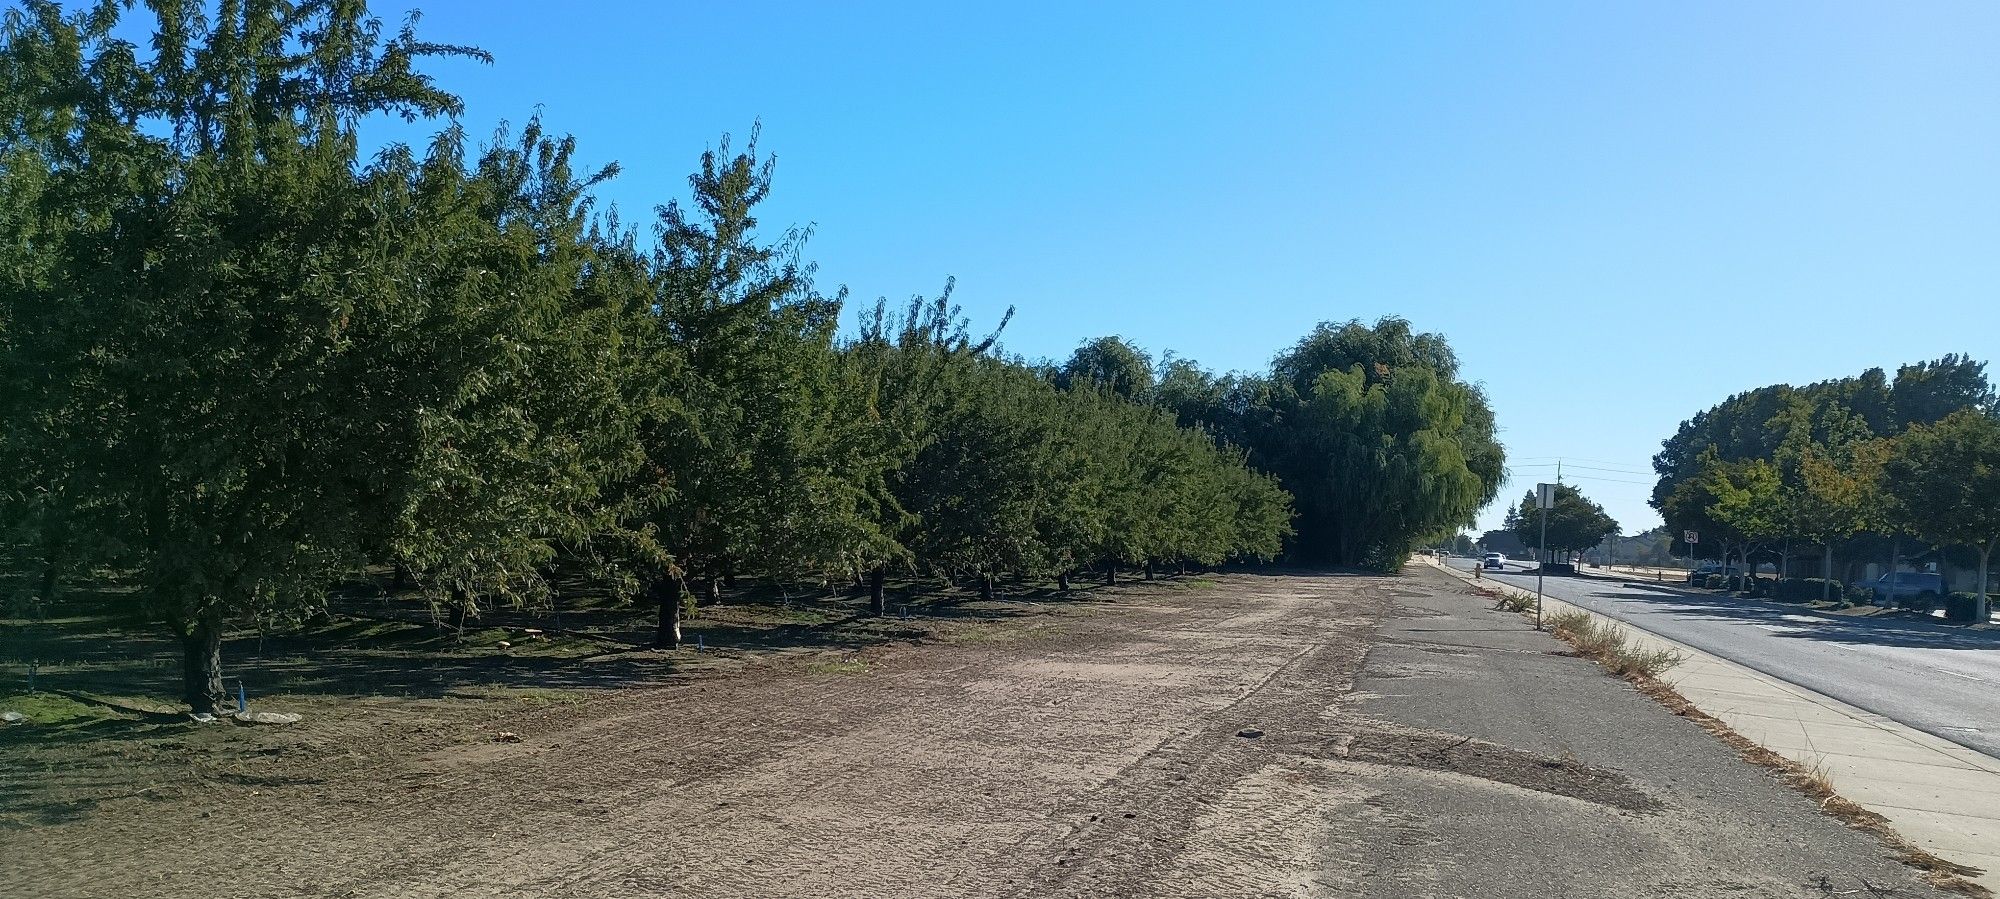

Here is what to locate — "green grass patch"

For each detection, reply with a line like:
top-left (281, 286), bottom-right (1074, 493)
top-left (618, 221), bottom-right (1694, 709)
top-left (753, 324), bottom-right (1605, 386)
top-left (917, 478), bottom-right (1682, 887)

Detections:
top-left (473, 686), bottom-right (593, 706)
top-left (712, 604), bottom-right (840, 627)
top-left (802, 657), bottom-right (869, 676)
top-left (0, 691), bottom-right (121, 726)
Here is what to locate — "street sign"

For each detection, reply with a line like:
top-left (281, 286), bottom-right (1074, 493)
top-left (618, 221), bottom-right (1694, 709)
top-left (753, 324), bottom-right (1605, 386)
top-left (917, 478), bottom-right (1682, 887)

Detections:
top-left (1536, 483), bottom-right (1556, 510)
top-left (1684, 530), bottom-right (1699, 545)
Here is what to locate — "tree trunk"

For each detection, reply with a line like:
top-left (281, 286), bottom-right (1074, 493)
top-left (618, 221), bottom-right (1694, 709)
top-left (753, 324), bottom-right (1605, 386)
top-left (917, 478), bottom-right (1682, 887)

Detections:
top-left (1822, 545), bottom-right (1835, 603)
top-left (449, 585), bottom-right (471, 636)
top-left (868, 565), bottom-right (886, 617)
top-left (653, 577), bottom-right (683, 650)
top-left (1057, 571), bottom-right (1071, 592)
top-left (180, 609), bottom-right (225, 714)
top-left (704, 575), bottom-right (721, 608)
top-left (1144, 559), bottom-right (1154, 581)
top-left (980, 570), bottom-right (996, 601)
top-left (1178, 559), bottom-right (1187, 576)
top-left (1106, 563), bottom-right (1117, 586)
top-left (1978, 539), bottom-right (1994, 624)
top-left (392, 563), bottom-right (412, 591)
top-left (35, 552), bottom-right (60, 608)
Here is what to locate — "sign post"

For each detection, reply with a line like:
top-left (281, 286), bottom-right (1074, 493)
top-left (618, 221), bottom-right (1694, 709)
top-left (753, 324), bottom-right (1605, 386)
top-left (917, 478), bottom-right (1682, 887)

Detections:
top-left (1535, 483), bottom-right (1555, 630)
top-left (1684, 530), bottom-right (1698, 582)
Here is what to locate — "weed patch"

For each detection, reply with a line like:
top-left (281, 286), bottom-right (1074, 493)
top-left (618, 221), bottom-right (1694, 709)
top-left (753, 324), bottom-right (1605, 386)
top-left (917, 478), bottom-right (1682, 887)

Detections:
top-left (1546, 611), bottom-right (1681, 679)
top-left (802, 657), bottom-right (868, 676)
top-left (0, 692), bottom-right (117, 727)
top-left (1633, 676), bottom-right (1990, 896)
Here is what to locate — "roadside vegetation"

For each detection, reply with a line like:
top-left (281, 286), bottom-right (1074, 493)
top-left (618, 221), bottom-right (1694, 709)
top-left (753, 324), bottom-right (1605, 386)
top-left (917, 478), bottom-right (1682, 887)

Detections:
top-left (1653, 356), bottom-right (2000, 620)
top-left (1545, 610), bottom-right (1680, 679)
top-left (0, 2), bottom-right (1503, 715)
top-left (1501, 483), bottom-right (1619, 566)
top-left (1442, 564), bottom-right (1985, 895)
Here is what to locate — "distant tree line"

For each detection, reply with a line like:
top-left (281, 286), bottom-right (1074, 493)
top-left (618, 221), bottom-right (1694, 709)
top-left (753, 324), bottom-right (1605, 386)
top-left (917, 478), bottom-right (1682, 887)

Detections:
top-left (1652, 356), bottom-right (2000, 617)
top-left (1079, 322), bottom-right (1506, 571)
top-left (1502, 483), bottom-right (1617, 563)
top-left (0, 2), bottom-right (1503, 712)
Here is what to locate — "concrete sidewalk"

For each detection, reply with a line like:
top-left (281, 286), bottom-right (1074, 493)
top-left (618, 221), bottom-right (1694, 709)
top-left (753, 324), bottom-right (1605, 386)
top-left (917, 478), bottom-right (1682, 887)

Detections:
top-left (1425, 559), bottom-right (2000, 891)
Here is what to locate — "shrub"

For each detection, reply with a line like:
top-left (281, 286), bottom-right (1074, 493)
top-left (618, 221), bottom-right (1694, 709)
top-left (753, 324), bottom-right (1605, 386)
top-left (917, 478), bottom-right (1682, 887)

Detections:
top-left (1945, 592), bottom-right (1985, 622)
top-left (1548, 610), bottom-right (1682, 678)
top-left (1704, 574), bottom-right (1727, 590)
top-left (1775, 578), bottom-right (1842, 603)
top-left (1844, 584), bottom-right (1875, 606)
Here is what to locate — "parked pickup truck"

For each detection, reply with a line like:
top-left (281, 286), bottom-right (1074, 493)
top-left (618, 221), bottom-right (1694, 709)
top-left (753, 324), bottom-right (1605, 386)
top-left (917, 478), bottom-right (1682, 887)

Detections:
top-left (1869, 572), bottom-right (1944, 611)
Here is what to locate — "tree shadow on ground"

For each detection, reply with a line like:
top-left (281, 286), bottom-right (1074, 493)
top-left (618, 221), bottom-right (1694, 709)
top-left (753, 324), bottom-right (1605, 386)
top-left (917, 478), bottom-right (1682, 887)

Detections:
top-left (1580, 584), bottom-right (2000, 652)
top-left (4, 566), bottom-right (1261, 719)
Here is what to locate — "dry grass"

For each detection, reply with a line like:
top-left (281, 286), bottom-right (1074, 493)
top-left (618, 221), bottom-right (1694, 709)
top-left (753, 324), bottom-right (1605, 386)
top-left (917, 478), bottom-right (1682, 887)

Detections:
top-left (802, 657), bottom-right (869, 676)
top-left (1432, 562), bottom-right (1992, 894)
top-left (1478, 585), bottom-right (1535, 613)
top-left (1546, 610), bottom-right (1683, 679)
top-left (1632, 675), bottom-right (1990, 896)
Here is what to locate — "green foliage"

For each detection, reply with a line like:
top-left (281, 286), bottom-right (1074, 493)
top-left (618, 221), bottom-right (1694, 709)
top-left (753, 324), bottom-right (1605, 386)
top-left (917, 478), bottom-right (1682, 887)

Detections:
top-left (1652, 357), bottom-right (1990, 511)
top-left (1245, 319), bottom-right (1503, 569)
top-left (1879, 409), bottom-right (2000, 617)
top-left (1058, 336), bottom-right (1154, 398)
top-left (1503, 483), bottom-right (1618, 557)
top-left (0, 1), bottom-right (1505, 712)
top-left (1880, 410), bottom-right (2000, 555)
top-left (1708, 459), bottom-right (1785, 549)
top-left (1774, 578), bottom-right (1843, 603)
top-left (0, 0), bottom-right (591, 712)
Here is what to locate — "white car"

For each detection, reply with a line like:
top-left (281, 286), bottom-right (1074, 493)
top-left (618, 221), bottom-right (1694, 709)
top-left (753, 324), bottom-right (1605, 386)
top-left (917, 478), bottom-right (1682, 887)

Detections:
top-left (1483, 553), bottom-right (1505, 570)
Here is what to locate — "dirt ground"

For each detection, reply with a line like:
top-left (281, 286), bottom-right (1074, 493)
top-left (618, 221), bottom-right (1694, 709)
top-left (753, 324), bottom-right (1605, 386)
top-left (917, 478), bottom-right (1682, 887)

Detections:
top-left (3, 569), bottom-right (1959, 898)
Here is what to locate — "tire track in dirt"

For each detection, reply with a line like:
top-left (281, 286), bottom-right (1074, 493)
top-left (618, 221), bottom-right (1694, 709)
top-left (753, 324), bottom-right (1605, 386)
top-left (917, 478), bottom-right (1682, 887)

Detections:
top-left (14, 574), bottom-right (1385, 899)
top-left (20, 572), bottom-right (1713, 899)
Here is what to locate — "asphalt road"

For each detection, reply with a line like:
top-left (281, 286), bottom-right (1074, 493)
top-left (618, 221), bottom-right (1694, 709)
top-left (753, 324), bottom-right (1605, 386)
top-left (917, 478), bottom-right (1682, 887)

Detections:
top-left (1444, 557), bottom-right (2000, 760)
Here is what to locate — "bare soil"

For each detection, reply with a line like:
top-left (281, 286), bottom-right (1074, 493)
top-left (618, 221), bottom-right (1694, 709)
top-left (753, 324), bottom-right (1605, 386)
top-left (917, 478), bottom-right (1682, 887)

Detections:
top-left (3, 570), bottom-right (1959, 898)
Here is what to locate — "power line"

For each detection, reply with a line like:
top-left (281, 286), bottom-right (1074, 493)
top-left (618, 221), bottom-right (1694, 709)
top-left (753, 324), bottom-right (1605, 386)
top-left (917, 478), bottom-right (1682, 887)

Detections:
top-left (1567, 464), bottom-right (1651, 475)
top-left (1511, 459), bottom-right (1651, 476)
top-left (1564, 474), bottom-right (1653, 485)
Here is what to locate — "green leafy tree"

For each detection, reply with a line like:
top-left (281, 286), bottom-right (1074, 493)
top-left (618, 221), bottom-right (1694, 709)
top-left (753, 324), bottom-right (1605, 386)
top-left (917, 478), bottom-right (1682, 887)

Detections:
top-left (632, 128), bottom-right (858, 642)
top-left (1058, 335), bottom-right (1153, 398)
top-left (1708, 459), bottom-right (1785, 585)
top-left (843, 286), bottom-right (1011, 610)
top-left (1787, 441), bottom-right (1885, 600)
top-left (1251, 319), bottom-right (1502, 569)
top-left (1660, 453), bottom-right (1743, 571)
top-left (1503, 484), bottom-right (1618, 562)
top-left (1880, 410), bottom-right (2000, 621)
top-left (0, 2), bottom-right (634, 711)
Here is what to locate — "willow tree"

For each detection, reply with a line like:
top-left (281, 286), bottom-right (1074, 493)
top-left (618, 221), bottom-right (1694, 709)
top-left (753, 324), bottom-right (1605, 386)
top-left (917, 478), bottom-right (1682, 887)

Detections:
top-left (1255, 319), bottom-right (1503, 569)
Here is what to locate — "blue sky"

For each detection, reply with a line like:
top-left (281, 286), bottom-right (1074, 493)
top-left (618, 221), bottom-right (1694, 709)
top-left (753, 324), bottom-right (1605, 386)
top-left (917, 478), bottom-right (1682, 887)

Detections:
top-left (360, 0), bottom-right (2000, 534)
